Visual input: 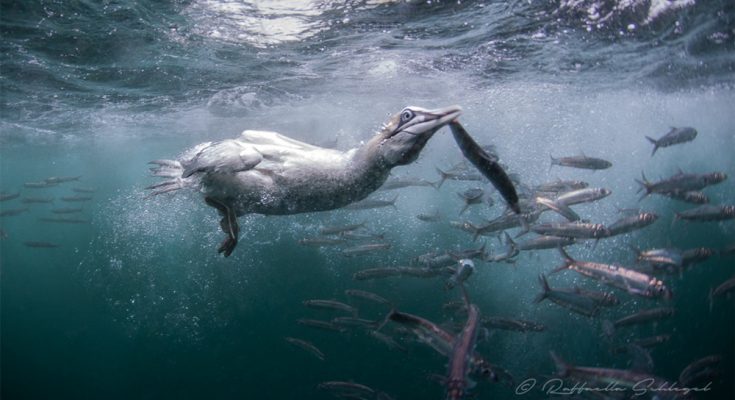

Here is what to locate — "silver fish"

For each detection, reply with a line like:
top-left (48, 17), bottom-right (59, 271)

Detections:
top-left (0, 207), bottom-right (29, 217)
top-left (416, 211), bottom-right (442, 222)
top-left (531, 221), bottom-right (610, 239)
top-left (535, 196), bottom-right (580, 221)
top-left (534, 274), bottom-right (599, 317)
top-left (343, 196), bottom-right (398, 210)
top-left (22, 197), bottom-right (54, 204)
top-left (481, 317), bottom-right (545, 332)
top-left (632, 247), bottom-right (684, 272)
top-left (534, 179), bottom-right (589, 193)
top-left (50, 207), bottom-right (84, 214)
top-left (657, 189), bottom-right (709, 204)
top-left (606, 212), bottom-right (658, 236)
top-left (352, 267), bottom-right (403, 281)
top-left (23, 241), bottom-right (60, 248)
top-left (24, 181), bottom-right (58, 189)
top-left (0, 192), bottom-right (20, 201)
top-left (296, 318), bottom-right (346, 333)
top-left (38, 217), bottom-right (90, 224)
top-left (413, 251), bottom-right (456, 269)
top-left (284, 337), bottom-right (325, 361)
top-left (72, 187), bottom-right (96, 193)
top-left (678, 355), bottom-right (721, 388)
top-left (341, 242), bottom-right (391, 257)
top-left (331, 317), bottom-right (380, 329)
top-left (550, 154), bottom-right (612, 170)
top-left (613, 307), bottom-right (675, 328)
top-left (449, 121), bottom-right (520, 213)
top-left (556, 248), bottom-right (672, 299)
top-left (681, 247), bottom-right (715, 268)
top-left (646, 126), bottom-right (697, 155)
top-left (550, 352), bottom-right (678, 396)
top-left (445, 304), bottom-right (480, 400)
top-left (297, 236), bottom-right (346, 246)
top-left (61, 195), bottom-right (93, 202)
top-left (44, 175), bottom-right (82, 184)
top-left (317, 381), bottom-right (375, 396)
top-left (435, 167), bottom-right (484, 188)
top-left (636, 171), bottom-right (726, 199)
top-left (318, 221), bottom-right (366, 235)
top-left (518, 235), bottom-right (576, 251)
top-left (554, 187), bottom-right (612, 206)
top-left (302, 299), bottom-right (357, 315)
top-left (445, 259), bottom-right (475, 290)
top-left (675, 204), bottom-right (735, 222)
top-left (379, 176), bottom-right (436, 190)
top-left (458, 188), bottom-right (484, 215)
top-left (344, 289), bottom-right (391, 306)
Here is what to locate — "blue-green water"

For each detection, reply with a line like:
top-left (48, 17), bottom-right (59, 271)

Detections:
top-left (1, 1), bottom-right (734, 399)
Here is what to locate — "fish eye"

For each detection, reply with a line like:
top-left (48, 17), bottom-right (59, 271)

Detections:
top-left (400, 109), bottom-right (414, 123)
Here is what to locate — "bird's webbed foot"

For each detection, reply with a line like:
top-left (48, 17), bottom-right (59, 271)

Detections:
top-left (205, 196), bottom-right (239, 257)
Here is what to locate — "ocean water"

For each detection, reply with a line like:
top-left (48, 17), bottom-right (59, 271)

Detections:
top-left (1, 1), bottom-right (734, 399)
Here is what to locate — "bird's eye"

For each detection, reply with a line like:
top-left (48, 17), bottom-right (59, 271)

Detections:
top-left (401, 110), bottom-right (414, 123)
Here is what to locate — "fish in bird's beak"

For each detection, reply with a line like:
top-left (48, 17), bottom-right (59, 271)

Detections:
top-left (378, 105), bottom-right (462, 166)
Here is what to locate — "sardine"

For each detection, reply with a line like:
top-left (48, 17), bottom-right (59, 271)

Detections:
top-left (646, 127), bottom-right (697, 156)
top-left (23, 241), bottom-right (60, 248)
top-left (413, 251), bottom-right (456, 269)
top-left (535, 196), bottom-right (580, 221)
top-left (631, 247), bottom-right (684, 271)
top-left (606, 212), bottom-right (658, 236)
top-left (416, 211), bottom-right (442, 222)
top-left (50, 207), bottom-right (84, 214)
top-left (368, 330), bottom-right (406, 352)
top-left (678, 355), bottom-right (721, 387)
top-left (636, 171), bottom-right (726, 199)
top-left (554, 187), bottom-right (612, 206)
top-left (682, 247), bottom-right (715, 268)
top-left (302, 299), bottom-right (357, 315)
top-left (341, 242), bottom-right (391, 257)
top-left (613, 307), bottom-right (675, 328)
top-left (518, 235), bottom-right (576, 251)
top-left (296, 318), bottom-right (346, 333)
top-left (352, 267), bottom-right (403, 281)
top-left (0, 192), bottom-right (20, 201)
top-left (61, 195), bottom-right (93, 202)
top-left (534, 274), bottom-right (599, 316)
top-left (344, 289), bottom-right (391, 306)
top-left (297, 236), bottom-right (346, 246)
top-left (445, 304), bottom-right (480, 400)
top-left (481, 317), bottom-right (545, 332)
top-left (24, 181), bottom-right (58, 189)
top-left (632, 334), bottom-right (671, 349)
top-left (531, 222), bottom-right (610, 239)
top-left (710, 275), bottom-right (735, 298)
top-left (534, 179), bottom-right (589, 193)
top-left (45, 175), bottom-right (82, 184)
top-left (0, 207), bottom-right (29, 217)
top-left (284, 337), bottom-right (325, 361)
top-left (449, 121), bottom-right (520, 213)
top-left (318, 222), bottom-right (366, 235)
top-left (458, 188), bottom-right (484, 215)
top-left (22, 197), bottom-right (54, 204)
top-left (657, 189), bottom-right (709, 204)
top-left (398, 266), bottom-right (446, 278)
top-left (379, 176), bottom-right (436, 190)
top-left (72, 187), bottom-right (96, 193)
top-left (550, 352), bottom-right (677, 395)
top-left (331, 316), bottom-right (380, 329)
top-left (445, 259), bottom-right (475, 290)
top-left (344, 196), bottom-right (398, 210)
top-left (435, 167), bottom-right (484, 188)
top-left (38, 217), bottom-right (90, 224)
top-left (555, 248), bottom-right (672, 299)
top-left (317, 381), bottom-right (375, 396)
top-left (340, 230), bottom-right (385, 241)
top-left (550, 154), bottom-right (612, 170)
top-left (675, 204), bottom-right (735, 222)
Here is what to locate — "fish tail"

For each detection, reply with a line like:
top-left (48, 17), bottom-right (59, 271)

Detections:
top-left (549, 155), bottom-right (556, 171)
top-left (533, 274), bottom-right (550, 303)
top-left (435, 167), bottom-right (449, 188)
top-left (645, 136), bottom-right (659, 156)
top-left (550, 247), bottom-right (574, 273)
top-left (708, 287), bottom-right (714, 313)
top-left (549, 351), bottom-right (571, 378)
top-left (389, 194), bottom-right (399, 209)
top-left (459, 204), bottom-right (469, 216)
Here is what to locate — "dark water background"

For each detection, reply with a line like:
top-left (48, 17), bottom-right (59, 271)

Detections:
top-left (1, 1), bottom-right (734, 399)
